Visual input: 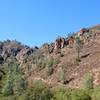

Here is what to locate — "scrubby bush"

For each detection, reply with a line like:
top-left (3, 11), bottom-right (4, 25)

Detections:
top-left (51, 87), bottom-right (70, 100)
top-left (46, 57), bottom-right (60, 76)
top-left (58, 68), bottom-right (66, 84)
top-left (82, 74), bottom-right (94, 90)
top-left (25, 81), bottom-right (52, 100)
top-left (32, 50), bottom-right (46, 71)
top-left (92, 87), bottom-right (100, 100)
top-left (0, 96), bottom-right (17, 100)
top-left (2, 79), bottom-right (14, 96)
top-left (70, 89), bottom-right (91, 100)
top-left (53, 57), bottom-right (60, 65)
top-left (2, 63), bottom-right (14, 96)
top-left (2, 62), bottom-right (27, 96)
top-left (46, 58), bottom-right (54, 76)
top-left (52, 87), bottom-right (91, 100)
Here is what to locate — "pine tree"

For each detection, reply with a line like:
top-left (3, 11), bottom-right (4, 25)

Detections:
top-left (2, 62), bottom-right (27, 96)
top-left (75, 37), bottom-right (83, 63)
top-left (2, 63), bottom-right (14, 96)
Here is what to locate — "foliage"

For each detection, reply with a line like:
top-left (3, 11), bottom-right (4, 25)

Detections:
top-left (51, 87), bottom-right (70, 100)
top-left (70, 89), bottom-right (91, 100)
top-left (92, 87), bottom-right (100, 100)
top-left (2, 62), bottom-right (27, 96)
top-left (58, 67), bottom-right (66, 84)
top-left (75, 36), bottom-right (83, 63)
top-left (2, 63), bottom-right (14, 96)
top-left (24, 81), bottom-right (52, 100)
top-left (46, 58), bottom-right (54, 76)
top-left (82, 74), bottom-right (94, 90)
top-left (2, 79), bottom-right (14, 96)
top-left (1, 82), bottom-right (100, 100)
top-left (52, 88), bottom-right (91, 100)
top-left (32, 50), bottom-right (46, 71)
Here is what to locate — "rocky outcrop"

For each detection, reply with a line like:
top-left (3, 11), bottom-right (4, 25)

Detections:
top-left (16, 47), bottom-right (34, 63)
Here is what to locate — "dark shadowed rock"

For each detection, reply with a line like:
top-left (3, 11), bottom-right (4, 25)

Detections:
top-left (0, 55), bottom-right (3, 64)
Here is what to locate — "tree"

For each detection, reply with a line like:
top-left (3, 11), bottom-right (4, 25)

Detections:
top-left (27, 81), bottom-right (52, 100)
top-left (2, 62), bottom-right (27, 96)
top-left (75, 36), bottom-right (83, 63)
top-left (2, 63), bottom-right (14, 96)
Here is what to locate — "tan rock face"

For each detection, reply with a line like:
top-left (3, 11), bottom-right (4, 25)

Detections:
top-left (16, 48), bottom-right (34, 63)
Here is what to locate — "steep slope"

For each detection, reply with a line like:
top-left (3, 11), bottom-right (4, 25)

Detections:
top-left (27, 25), bottom-right (100, 88)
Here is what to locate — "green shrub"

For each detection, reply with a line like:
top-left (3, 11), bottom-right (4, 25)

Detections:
top-left (0, 96), bottom-right (16, 100)
top-left (53, 57), bottom-right (60, 65)
top-left (17, 92), bottom-right (29, 100)
top-left (92, 88), bottom-right (100, 100)
top-left (82, 74), bottom-right (94, 90)
top-left (51, 87), bottom-right (70, 100)
top-left (2, 62), bottom-right (27, 96)
top-left (75, 36), bottom-right (83, 63)
top-left (58, 68), bottom-right (66, 84)
top-left (71, 89), bottom-right (91, 100)
top-left (32, 50), bottom-right (46, 70)
top-left (75, 57), bottom-right (81, 65)
top-left (26, 81), bottom-right (52, 100)
top-left (2, 63), bottom-right (14, 96)
top-left (2, 80), bottom-right (14, 96)
top-left (52, 87), bottom-right (91, 100)
top-left (46, 58), bottom-right (54, 76)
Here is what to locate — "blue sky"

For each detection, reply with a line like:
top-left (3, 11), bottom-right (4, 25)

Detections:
top-left (0, 0), bottom-right (100, 47)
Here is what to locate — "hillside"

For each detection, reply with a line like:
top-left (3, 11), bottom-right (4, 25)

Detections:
top-left (0, 25), bottom-right (100, 99)
top-left (0, 25), bottom-right (100, 88)
top-left (27, 25), bottom-right (100, 88)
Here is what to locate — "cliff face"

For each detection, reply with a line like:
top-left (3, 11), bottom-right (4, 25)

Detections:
top-left (0, 25), bottom-right (100, 88)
